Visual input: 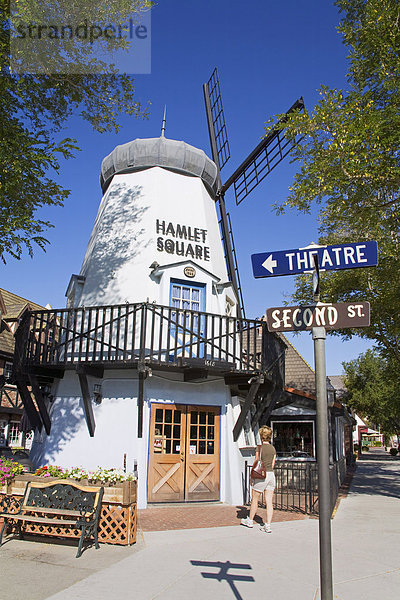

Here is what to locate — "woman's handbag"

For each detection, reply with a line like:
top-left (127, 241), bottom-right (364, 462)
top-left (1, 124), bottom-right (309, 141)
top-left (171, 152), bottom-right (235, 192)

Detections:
top-left (250, 445), bottom-right (266, 479)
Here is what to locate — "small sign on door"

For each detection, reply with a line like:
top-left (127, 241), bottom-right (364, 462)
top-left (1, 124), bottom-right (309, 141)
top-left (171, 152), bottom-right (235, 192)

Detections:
top-left (154, 437), bottom-right (165, 453)
top-left (190, 445), bottom-right (197, 454)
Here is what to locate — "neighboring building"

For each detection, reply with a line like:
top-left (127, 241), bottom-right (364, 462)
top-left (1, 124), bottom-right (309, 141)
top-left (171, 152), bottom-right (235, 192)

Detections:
top-left (0, 288), bottom-right (46, 448)
top-left (267, 335), bottom-right (345, 461)
top-left (270, 335), bottom-right (323, 460)
top-left (353, 414), bottom-right (383, 448)
top-left (230, 330), bottom-right (355, 467)
top-left (12, 134), bottom-right (286, 509)
top-left (327, 375), bottom-right (355, 463)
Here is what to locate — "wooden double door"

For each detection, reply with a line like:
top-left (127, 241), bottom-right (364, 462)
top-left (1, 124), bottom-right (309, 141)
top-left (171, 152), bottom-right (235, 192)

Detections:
top-left (148, 403), bottom-right (220, 503)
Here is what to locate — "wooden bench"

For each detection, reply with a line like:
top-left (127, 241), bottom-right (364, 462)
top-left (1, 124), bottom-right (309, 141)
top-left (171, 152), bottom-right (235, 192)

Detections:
top-left (0, 480), bottom-right (104, 558)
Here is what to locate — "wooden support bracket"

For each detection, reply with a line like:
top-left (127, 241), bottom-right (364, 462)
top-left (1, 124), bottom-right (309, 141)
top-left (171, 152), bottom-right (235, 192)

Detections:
top-left (16, 375), bottom-right (43, 431)
top-left (28, 374), bottom-right (52, 435)
top-left (137, 364), bottom-right (152, 438)
top-left (255, 386), bottom-right (282, 427)
top-left (76, 367), bottom-right (96, 437)
top-left (232, 375), bottom-right (263, 442)
top-left (138, 371), bottom-right (145, 439)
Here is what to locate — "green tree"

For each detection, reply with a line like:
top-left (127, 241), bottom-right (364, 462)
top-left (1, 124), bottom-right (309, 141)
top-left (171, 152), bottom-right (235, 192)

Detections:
top-left (268, 0), bottom-right (400, 363)
top-left (343, 350), bottom-right (400, 437)
top-left (0, 0), bottom-right (152, 262)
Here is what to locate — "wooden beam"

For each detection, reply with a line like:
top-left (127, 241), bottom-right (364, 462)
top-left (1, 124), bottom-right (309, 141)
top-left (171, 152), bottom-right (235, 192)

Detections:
top-left (250, 385), bottom-right (274, 427)
top-left (232, 375), bottom-right (263, 442)
top-left (257, 387), bottom-right (282, 426)
top-left (137, 363), bottom-right (152, 438)
top-left (274, 391), bottom-right (299, 411)
top-left (77, 364), bottom-right (104, 379)
top-left (29, 366), bottom-right (65, 380)
top-left (76, 367), bottom-right (95, 437)
top-left (16, 376), bottom-right (42, 431)
top-left (28, 374), bottom-right (52, 435)
top-left (183, 369), bottom-right (208, 382)
top-left (224, 374), bottom-right (253, 386)
top-left (138, 371), bottom-right (145, 438)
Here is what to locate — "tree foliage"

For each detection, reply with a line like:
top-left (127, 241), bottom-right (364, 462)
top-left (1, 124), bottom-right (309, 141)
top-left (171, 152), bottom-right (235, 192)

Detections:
top-left (343, 350), bottom-right (400, 435)
top-left (0, 0), bottom-right (152, 262)
top-left (268, 0), bottom-right (400, 363)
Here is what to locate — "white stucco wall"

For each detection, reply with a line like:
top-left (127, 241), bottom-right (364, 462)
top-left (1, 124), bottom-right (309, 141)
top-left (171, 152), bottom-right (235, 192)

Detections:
top-left (75, 167), bottom-right (234, 314)
top-left (30, 371), bottom-right (245, 509)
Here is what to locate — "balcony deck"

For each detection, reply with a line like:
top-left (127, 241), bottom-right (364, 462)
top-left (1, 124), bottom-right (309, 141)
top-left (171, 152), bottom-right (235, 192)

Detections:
top-left (12, 302), bottom-right (286, 438)
top-left (14, 302), bottom-right (285, 382)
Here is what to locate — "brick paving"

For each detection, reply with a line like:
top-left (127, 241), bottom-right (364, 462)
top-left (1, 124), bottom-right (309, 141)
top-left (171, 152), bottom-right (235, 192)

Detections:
top-left (137, 503), bottom-right (307, 531)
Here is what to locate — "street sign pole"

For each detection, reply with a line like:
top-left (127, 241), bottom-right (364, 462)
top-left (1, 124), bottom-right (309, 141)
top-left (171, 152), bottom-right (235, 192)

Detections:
top-left (252, 239), bottom-right (377, 600)
top-left (312, 254), bottom-right (333, 600)
top-left (313, 326), bottom-right (333, 600)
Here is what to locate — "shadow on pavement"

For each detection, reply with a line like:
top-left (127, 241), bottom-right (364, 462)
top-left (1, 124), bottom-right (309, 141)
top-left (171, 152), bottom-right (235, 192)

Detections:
top-left (190, 559), bottom-right (254, 600)
top-left (349, 456), bottom-right (400, 499)
top-left (358, 452), bottom-right (400, 462)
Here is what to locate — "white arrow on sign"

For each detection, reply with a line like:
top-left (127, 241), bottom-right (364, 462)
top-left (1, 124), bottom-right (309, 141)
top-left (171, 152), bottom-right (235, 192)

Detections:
top-left (262, 254), bottom-right (277, 274)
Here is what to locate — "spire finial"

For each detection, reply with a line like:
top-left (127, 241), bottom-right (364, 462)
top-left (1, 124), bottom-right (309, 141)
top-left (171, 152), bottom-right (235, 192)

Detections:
top-left (161, 105), bottom-right (166, 137)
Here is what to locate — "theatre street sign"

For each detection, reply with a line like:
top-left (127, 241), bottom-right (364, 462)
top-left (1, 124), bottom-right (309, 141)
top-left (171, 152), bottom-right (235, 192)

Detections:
top-left (251, 240), bottom-right (378, 278)
top-left (265, 302), bottom-right (370, 333)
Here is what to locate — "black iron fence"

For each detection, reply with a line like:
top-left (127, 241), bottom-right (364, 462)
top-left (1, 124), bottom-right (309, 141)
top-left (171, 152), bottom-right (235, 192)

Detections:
top-left (14, 302), bottom-right (285, 378)
top-left (243, 457), bottom-right (347, 515)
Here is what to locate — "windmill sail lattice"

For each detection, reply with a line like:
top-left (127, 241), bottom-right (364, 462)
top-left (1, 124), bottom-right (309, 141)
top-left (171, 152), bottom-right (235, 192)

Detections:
top-left (203, 68), bottom-right (305, 318)
top-left (221, 97), bottom-right (305, 205)
top-left (205, 68), bottom-right (231, 170)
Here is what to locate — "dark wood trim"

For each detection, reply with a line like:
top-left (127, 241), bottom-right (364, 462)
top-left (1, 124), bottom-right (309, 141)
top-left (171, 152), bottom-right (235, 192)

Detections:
top-left (0, 407), bottom-right (23, 416)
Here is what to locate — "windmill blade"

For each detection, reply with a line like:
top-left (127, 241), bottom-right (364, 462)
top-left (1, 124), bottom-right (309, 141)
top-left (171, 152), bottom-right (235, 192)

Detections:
top-left (203, 68), bottom-right (231, 170)
top-left (221, 98), bottom-right (305, 205)
top-left (203, 69), bottom-right (245, 318)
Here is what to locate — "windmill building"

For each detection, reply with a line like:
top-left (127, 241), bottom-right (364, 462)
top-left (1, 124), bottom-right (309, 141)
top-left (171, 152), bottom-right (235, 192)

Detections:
top-left (13, 130), bottom-right (284, 508)
top-left (11, 71), bottom-right (309, 509)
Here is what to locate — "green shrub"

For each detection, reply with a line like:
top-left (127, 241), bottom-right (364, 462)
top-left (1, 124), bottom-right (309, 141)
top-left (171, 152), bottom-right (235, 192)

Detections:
top-left (389, 448), bottom-right (398, 456)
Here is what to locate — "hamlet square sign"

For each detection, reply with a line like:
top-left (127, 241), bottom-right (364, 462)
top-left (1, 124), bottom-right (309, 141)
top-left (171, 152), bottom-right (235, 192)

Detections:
top-left (265, 302), bottom-right (370, 332)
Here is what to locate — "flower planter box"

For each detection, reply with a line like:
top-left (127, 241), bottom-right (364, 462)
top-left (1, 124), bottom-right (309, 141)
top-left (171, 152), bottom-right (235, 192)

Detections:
top-left (0, 475), bottom-right (137, 546)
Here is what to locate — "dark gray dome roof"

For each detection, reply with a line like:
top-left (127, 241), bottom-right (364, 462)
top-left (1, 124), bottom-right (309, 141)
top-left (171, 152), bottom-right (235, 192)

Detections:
top-left (100, 136), bottom-right (218, 196)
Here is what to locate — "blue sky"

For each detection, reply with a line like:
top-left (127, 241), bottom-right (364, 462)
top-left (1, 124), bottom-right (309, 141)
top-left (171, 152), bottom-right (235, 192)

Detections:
top-left (2, 0), bottom-right (374, 374)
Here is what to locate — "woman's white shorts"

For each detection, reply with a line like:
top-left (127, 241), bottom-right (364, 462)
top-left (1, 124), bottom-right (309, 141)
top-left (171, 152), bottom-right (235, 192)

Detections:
top-left (251, 472), bottom-right (276, 492)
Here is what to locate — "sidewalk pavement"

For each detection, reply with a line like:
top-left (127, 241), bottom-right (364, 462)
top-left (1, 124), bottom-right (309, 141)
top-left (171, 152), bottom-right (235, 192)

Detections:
top-left (1, 449), bottom-right (399, 600)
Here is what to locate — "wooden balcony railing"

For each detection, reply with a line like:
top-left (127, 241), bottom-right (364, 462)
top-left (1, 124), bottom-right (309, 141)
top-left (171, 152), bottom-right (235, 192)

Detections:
top-left (13, 302), bottom-right (285, 381)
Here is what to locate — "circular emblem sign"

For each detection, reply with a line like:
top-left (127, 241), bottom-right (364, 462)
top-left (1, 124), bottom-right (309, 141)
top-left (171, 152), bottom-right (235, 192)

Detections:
top-left (184, 266), bottom-right (196, 278)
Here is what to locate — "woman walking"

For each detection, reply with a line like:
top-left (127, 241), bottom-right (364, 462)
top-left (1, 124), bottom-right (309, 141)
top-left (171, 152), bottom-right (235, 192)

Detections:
top-left (241, 425), bottom-right (276, 533)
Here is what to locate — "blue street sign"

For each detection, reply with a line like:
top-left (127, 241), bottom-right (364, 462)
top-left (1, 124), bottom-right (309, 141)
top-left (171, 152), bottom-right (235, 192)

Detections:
top-left (251, 241), bottom-right (378, 278)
